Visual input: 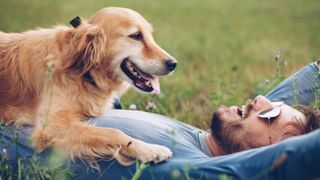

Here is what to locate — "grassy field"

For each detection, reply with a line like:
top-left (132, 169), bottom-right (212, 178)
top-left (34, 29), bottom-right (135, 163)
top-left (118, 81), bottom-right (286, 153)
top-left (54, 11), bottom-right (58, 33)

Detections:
top-left (1, 0), bottom-right (319, 129)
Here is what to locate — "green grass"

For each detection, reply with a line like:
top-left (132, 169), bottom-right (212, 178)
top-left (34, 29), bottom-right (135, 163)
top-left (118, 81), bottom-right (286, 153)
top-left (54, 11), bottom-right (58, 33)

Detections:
top-left (1, 0), bottom-right (319, 129)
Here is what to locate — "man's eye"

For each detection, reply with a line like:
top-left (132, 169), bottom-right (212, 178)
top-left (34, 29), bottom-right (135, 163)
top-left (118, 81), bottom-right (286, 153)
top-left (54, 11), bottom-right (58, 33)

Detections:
top-left (129, 32), bottom-right (143, 41)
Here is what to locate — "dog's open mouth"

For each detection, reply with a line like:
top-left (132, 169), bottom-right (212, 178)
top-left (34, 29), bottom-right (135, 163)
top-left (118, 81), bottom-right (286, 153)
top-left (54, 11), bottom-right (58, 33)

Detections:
top-left (120, 58), bottom-right (160, 94)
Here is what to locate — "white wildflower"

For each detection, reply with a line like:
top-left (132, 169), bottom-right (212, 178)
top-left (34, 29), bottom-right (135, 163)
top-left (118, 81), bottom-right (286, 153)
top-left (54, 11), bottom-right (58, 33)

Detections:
top-left (129, 104), bottom-right (137, 110)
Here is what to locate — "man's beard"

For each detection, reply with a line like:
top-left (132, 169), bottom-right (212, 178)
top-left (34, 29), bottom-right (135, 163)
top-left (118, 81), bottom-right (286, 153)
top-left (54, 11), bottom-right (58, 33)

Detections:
top-left (210, 111), bottom-right (259, 154)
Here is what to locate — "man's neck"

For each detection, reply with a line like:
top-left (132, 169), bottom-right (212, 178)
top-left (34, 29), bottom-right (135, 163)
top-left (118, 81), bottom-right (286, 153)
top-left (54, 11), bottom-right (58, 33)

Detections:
top-left (205, 131), bottom-right (225, 156)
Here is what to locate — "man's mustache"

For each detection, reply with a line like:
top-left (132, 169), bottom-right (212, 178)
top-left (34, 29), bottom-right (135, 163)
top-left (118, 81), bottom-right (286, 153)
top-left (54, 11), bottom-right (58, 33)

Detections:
top-left (243, 99), bottom-right (254, 118)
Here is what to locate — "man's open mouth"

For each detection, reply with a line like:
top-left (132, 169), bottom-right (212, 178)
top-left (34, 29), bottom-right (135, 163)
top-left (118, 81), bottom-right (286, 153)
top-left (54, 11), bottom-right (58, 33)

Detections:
top-left (120, 58), bottom-right (160, 94)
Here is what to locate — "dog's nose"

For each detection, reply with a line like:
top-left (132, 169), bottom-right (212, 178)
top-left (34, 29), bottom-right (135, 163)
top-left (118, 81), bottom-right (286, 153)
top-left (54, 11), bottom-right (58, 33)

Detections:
top-left (165, 59), bottom-right (177, 71)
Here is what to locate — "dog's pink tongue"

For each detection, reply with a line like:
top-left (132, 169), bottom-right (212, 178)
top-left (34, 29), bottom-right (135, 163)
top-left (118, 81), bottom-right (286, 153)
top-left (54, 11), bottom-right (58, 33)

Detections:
top-left (151, 77), bottom-right (160, 95)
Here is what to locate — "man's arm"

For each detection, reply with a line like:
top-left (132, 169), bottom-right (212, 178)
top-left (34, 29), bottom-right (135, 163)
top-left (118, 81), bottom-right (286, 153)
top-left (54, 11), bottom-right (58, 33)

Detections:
top-left (266, 62), bottom-right (320, 105)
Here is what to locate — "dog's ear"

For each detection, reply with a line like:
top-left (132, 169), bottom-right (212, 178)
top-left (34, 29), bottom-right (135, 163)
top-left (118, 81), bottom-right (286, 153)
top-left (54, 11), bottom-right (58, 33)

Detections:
top-left (60, 24), bottom-right (107, 74)
top-left (76, 25), bottom-right (106, 72)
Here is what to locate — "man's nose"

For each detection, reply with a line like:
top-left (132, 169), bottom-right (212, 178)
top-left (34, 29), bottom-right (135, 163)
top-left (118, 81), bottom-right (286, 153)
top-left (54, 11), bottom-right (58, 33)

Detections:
top-left (254, 95), bottom-right (273, 111)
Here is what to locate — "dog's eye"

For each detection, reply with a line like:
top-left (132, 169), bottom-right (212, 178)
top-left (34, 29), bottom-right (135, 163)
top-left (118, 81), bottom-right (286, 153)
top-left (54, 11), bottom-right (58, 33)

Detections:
top-left (129, 32), bottom-right (143, 41)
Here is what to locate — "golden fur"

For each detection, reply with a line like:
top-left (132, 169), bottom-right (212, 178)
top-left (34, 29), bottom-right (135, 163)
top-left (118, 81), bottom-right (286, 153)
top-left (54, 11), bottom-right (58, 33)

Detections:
top-left (0, 7), bottom-right (176, 166)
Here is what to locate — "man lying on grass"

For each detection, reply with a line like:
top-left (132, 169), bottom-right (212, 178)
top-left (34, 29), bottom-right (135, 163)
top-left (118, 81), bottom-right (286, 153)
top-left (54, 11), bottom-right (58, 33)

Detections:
top-left (1, 61), bottom-right (320, 180)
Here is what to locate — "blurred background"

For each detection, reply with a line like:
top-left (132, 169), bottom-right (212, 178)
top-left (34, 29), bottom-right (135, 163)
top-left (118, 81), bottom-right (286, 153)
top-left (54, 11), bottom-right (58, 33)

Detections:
top-left (1, 0), bottom-right (319, 128)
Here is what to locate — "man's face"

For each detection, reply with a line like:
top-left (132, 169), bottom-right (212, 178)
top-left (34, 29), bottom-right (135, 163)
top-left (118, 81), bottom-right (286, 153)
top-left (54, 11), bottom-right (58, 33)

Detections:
top-left (211, 95), bottom-right (307, 154)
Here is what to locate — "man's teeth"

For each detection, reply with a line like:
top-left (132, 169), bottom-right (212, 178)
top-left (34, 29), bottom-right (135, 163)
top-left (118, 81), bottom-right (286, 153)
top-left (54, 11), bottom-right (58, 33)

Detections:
top-left (241, 105), bottom-right (245, 118)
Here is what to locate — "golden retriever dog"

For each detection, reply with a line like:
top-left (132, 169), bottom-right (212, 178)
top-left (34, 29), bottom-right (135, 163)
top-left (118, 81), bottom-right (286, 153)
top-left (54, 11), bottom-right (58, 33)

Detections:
top-left (0, 7), bottom-right (177, 166)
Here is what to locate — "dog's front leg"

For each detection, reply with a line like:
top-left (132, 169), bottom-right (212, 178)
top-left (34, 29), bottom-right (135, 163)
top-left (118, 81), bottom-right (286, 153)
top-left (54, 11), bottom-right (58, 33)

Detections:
top-left (32, 110), bottom-right (172, 165)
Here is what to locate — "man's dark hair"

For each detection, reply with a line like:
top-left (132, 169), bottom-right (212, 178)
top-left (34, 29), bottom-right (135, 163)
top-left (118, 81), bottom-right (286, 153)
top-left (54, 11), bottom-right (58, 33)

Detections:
top-left (295, 105), bottom-right (320, 134)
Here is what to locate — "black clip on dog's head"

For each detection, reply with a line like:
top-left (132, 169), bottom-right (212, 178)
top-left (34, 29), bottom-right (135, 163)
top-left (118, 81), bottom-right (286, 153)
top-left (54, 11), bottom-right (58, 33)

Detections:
top-left (69, 16), bottom-right (81, 28)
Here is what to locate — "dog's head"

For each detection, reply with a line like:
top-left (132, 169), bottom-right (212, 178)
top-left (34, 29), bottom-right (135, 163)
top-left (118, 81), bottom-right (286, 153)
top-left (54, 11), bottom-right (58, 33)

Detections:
top-left (57, 7), bottom-right (177, 95)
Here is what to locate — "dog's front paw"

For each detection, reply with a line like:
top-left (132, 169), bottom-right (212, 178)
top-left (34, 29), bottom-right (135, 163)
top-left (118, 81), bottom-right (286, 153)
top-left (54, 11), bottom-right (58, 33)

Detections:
top-left (129, 142), bottom-right (172, 163)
